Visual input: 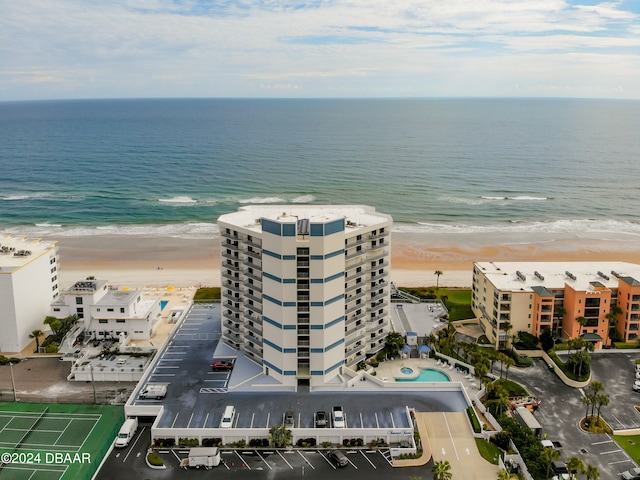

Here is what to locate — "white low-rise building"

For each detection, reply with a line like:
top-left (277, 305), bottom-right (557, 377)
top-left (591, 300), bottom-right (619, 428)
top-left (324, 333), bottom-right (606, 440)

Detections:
top-left (0, 235), bottom-right (60, 353)
top-left (50, 279), bottom-right (162, 341)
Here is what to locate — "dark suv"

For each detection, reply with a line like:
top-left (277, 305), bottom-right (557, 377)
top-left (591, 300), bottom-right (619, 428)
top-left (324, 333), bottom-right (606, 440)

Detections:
top-left (211, 360), bottom-right (234, 371)
top-left (327, 450), bottom-right (348, 468)
top-left (315, 411), bottom-right (327, 428)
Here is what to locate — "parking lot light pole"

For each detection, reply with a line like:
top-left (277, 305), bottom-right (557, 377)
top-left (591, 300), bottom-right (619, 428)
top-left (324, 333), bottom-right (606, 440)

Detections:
top-left (9, 362), bottom-right (17, 402)
top-left (90, 363), bottom-right (97, 404)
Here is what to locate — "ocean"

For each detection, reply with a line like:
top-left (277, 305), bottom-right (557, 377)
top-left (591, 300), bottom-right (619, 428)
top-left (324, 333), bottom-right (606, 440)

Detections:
top-left (2, 98), bottom-right (640, 241)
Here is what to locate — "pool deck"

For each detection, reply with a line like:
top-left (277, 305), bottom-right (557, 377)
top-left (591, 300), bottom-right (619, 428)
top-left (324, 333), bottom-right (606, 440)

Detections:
top-left (372, 357), bottom-right (481, 390)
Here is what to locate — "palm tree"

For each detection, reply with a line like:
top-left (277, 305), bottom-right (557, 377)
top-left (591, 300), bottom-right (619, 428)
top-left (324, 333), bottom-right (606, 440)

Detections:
top-left (434, 270), bottom-right (443, 292)
top-left (585, 463), bottom-right (600, 480)
top-left (29, 329), bottom-right (44, 352)
top-left (497, 467), bottom-right (515, 480)
top-left (576, 316), bottom-right (588, 335)
top-left (501, 355), bottom-right (515, 381)
top-left (588, 381), bottom-right (604, 419)
top-left (580, 394), bottom-right (594, 426)
top-left (595, 393), bottom-right (610, 425)
top-left (268, 424), bottom-right (292, 448)
top-left (566, 456), bottom-right (584, 479)
top-left (432, 459), bottom-right (452, 480)
top-left (541, 447), bottom-right (560, 479)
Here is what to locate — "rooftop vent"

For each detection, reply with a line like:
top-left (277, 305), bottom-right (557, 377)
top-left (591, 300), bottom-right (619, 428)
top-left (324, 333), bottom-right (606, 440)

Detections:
top-left (597, 271), bottom-right (610, 281)
top-left (13, 249), bottom-right (32, 257)
top-left (346, 220), bottom-right (356, 227)
top-left (611, 270), bottom-right (620, 278)
top-left (565, 271), bottom-right (577, 281)
top-left (534, 271), bottom-right (545, 281)
top-left (516, 271), bottom-right (526, 282)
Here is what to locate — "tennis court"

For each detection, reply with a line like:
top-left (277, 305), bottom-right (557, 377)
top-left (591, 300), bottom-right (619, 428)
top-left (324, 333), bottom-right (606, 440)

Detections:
top-left (0, 402), bottom-right (124, 480)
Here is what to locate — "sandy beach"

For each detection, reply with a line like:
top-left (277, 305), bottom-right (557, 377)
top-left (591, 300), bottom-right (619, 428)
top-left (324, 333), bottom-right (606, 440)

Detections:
top-left (52, 231), bottom-right (640, 290)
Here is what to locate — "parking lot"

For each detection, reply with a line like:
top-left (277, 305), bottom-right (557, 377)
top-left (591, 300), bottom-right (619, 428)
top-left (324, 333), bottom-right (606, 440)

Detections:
top-left (133, 304), bottom-right (468, 432)
top-left (508, 353), bottom-right (640, 479)
top-left (97, 427), bottom-right (431, 480)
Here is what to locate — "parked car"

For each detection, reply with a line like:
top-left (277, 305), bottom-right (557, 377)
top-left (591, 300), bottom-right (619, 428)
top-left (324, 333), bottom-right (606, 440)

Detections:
top-left (211, 360), bottom-right (234, 371)
top-left (633, 380), bottom-right (640, 392)
top-left (551, 475), bottom-right (570, 480)
top-left (622, 467), bottom-right (640, 480)
top-left (315, 411), bottom-right (327, 428)
top-left (327, 450), bottom-right (348, 468)
top-left (332, 406), bottom-right (345, 428)
top-left (552, 461), bottom-right (568, 475)
top-left (284, 411), bottom-right (295, 429)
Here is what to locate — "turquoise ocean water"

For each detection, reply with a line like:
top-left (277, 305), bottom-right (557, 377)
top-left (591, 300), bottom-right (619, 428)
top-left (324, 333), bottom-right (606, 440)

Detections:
top-left (1, 98), bottom-right (640, 240)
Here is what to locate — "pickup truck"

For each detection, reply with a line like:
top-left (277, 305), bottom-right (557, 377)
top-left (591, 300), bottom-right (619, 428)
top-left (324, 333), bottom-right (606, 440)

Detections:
top-left (332, 406), bottom-right (345, 428)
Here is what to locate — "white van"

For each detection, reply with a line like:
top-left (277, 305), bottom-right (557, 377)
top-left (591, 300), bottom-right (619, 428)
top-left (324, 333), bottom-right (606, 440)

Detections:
top-left (220, 406), bottom-right (235, 428)
top-left (115, 418), bottom-right (138, 448)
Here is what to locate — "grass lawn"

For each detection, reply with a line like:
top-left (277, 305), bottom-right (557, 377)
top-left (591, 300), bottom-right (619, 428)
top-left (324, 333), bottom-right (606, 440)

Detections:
top-left (193, 287), bottom-right (221, 301)
top-left (496, 378), bottom-right (529, 397)
top-left (615, 434), bottom-right (640, 463)
top-left (475, 437), bottom-right (502, 464)
top-left (398, 287), bottom-right (474, 321)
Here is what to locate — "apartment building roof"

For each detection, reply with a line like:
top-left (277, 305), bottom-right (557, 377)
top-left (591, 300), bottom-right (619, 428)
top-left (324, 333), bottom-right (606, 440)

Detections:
top-left (475, 261), bottom-right (640, 293)
top-left (0, 234), bottom-right (57, 272)
top-left (218, 205), bottom-right (392, 234)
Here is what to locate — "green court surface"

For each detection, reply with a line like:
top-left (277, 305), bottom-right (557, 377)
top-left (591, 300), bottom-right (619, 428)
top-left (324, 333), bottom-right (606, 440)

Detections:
top-left (0, 402), bottom-right (124, 480)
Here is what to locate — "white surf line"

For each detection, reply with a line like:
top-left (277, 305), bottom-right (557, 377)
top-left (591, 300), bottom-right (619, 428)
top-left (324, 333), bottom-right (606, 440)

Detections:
top-left (277, 450), bottom-right (294, 469)
top-left (255, 451), bottom-right (272, 470)
top-left (298, 450), bottom-right (315, 469)
top-left (442, 413), bottom-right (459, 461)
top-left (359, 450), bottom-right (376, 468)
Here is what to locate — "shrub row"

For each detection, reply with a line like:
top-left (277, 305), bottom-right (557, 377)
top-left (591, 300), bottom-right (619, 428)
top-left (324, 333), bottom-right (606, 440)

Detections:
top-left (466, 406), bottom-right (481, 433)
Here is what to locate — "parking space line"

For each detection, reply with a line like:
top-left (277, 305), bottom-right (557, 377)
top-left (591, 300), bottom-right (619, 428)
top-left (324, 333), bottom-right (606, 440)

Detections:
top-left (150, 373), bottom-right (175, 377)
top-left (298, 451), bottom-right (315, 469)
top-left (156, 365), bottom-right (179, 369)
top-left (390, 412), bottom-right (395, 428)
top-left (277, 451), bottom-right (294, 469)
top-left (378, 449), bottom-right (393, 466)
top-left (601, 449), bottom-right (622, 455)
top-left (187, 413), bottom-right (194, 428)
top-left (235, 451), bottom-right (251, 470)
top-left (591, 440), bottom-right (614, 445)
top-left (359, 412), bottom-right (363, 428)
top-left (375, 412), bottom-right (379, 428)
top-left (317, 451), bottom-right (335, 469)
top-left (171, 413), bottom-right (179, 428)
top-left (250, 413), bottom-right (255, 428)
top-left (203, 413), bottom-right (209, 427)
top-left (346, 456), bottom-right (358, 469)
top-left (265, 412), bottom-right (270, 428)
top-left (609, 459), bottom-right (634, 465)
top-left (359, 450), bottom-right (376, 468)
top-left (255, 451), bottom-right (272, 470)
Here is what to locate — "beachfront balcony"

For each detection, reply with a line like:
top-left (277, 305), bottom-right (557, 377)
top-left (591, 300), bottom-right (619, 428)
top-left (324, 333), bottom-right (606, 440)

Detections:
top-left (245, 302), bottom-right (262, 315)
top-left (244, 322), bottom-right (263, 337)
top-left (243, 248), bottom-right (261, 260)
top-left (345, 248), bottom-right (366, 260)
top-left (370, 230), bottom-right (389, 240)
top-left (346, 341), bottom-right (365, 357)
top-left (345, 236), bottom-right (367, 249)
top-left (367, 318), bottom-right (388, 331)
top-left (345, 257), bottom-right (367, 273)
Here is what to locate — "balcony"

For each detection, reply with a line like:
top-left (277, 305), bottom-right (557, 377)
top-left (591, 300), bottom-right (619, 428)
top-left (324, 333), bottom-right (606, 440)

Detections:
top-left (243, 248), bottom-right (261, 260)
top-left (242, 269), bottom-right (262, 283)
top-left (345, 302), bottom-right (365, 316)
top-left (242, 257), bottom-right (262, 269)
top-left (345, 236), bottom-right (367, 249)
top-left (346, 342), bottom-right (365, 356)
top-left (244, 291), bottom-right (262, 304)
top-left (370, 230), bottom-right (389, 240)
top-left (221, 250), bottom-right (240, 262)
top-left (346, 331), bottom-right (366, 347)
top-left (244, 322), bottom-right (263, 337)
top-left (345, 269), bottom-right (366, 282)
top-left (225, 282), bottom-right (242, 294)
top-left (245, 236), bottom-right (262, 249)
top-left (224, 239), bottom-right (240, 250)
top-left (345, 257), bottom-right (367, 272)
top-left (222, 270), bottom-right (241, 282)
top-left (298, 327), bottom-right (310, 335)
top-left (345, 311), bottom-right (365, 328)
top-left (245, 302), bottom-right (263, 315)
top-left (297, 339), bottom-right (310, 347)
top-left (370, 289), bottom-right (387, 302)
top-left (225, 323), bottom-right (242, 335)
top-left (367, 318), bottom-right (388, 331)
top-left (345, 248), bottom-right (366, 260)
top-left (224, 303), bottom-right (243, 314)
top-left (298, 351), bottom-right (310, 358)
top-left (244, 343), bottom-right (263, 358)
top-left (222, 310), bottom-right (240, 323)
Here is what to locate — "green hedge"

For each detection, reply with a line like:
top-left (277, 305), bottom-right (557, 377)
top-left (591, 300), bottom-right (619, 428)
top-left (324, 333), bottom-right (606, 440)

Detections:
top-left (467, 406), bottom-right (481, 433)
top-left (147, 451), bottom-right (164, 466)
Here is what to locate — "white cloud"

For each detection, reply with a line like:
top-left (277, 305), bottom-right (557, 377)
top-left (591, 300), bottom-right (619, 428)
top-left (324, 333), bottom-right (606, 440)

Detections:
top-left (0, 0), bottom-right (638, 99)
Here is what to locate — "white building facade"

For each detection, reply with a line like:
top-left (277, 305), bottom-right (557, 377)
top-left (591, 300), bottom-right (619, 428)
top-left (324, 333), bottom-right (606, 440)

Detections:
top-left (50, 279), bottom-right (162, 341)
top-left (0, 235), bottom-right (60, 353)
top-left (218, 205), bottom-right (392, 388)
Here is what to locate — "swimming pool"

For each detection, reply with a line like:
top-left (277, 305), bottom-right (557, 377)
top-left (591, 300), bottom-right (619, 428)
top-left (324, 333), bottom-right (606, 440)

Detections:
top-left (396, 368), bottom-right (451, 382)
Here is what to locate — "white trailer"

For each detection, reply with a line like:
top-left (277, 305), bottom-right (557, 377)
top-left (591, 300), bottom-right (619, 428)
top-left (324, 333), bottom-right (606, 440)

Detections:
top-left (179, 447), bottom-right (221, 469)
top-left (139, 384), bottom-right (167, 400)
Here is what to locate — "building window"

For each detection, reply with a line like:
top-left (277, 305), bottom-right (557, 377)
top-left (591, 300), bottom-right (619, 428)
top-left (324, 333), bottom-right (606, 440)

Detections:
top-left (107, 308), bottom-right (114, 312)
top-left (75, 297), bottom-right (83, 305)
top-left (53, 308), bottom-right (60, 312)
top-left (120, 308), bottom-right (125, 313)
top-left (99, 320), bottom-right (108, 324)
top-left (116, 319), bottom-right (125, 323)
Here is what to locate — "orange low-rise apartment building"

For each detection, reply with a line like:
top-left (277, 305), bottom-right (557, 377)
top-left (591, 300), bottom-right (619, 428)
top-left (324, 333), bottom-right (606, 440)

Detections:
top-left (471, 262), bottom-right (640, 349)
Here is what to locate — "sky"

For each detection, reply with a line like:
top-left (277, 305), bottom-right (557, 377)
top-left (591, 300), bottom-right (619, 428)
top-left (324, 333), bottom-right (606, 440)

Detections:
top-left (1, 0), bottom-right (639, 100)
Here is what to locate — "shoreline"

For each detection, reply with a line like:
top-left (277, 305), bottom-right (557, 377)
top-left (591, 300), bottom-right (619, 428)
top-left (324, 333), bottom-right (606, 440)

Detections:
top-left (51, 232), bottom-right (640, 289)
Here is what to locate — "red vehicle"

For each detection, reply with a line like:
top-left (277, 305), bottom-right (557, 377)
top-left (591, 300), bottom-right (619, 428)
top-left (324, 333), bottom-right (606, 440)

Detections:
top-left (211, 360), bottom-right (234, 371)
